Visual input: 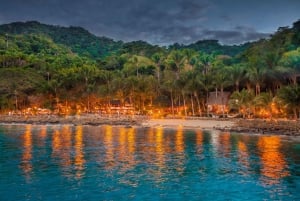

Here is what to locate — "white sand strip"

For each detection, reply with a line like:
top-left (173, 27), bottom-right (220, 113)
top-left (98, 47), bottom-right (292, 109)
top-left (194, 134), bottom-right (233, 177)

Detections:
top-left (142, 119), bottom-right (234, 129)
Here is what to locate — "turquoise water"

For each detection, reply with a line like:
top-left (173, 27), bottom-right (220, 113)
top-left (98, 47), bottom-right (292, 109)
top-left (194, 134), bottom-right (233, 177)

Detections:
top-left (0, 124), bottom-right (300, 200)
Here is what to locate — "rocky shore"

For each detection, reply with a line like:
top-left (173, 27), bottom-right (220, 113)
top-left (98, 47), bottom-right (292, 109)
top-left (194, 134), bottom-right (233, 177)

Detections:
top-left (1, 114), bottom-right (300, 136)
top-left (218, 119), bottom-right (300, 136)
top-left (0, 114), bottom-right (146, 126)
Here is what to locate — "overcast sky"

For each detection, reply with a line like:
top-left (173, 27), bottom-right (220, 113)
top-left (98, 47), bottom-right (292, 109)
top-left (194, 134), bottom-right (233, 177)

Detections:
top-left (0, 0), bottom-right (299, 45)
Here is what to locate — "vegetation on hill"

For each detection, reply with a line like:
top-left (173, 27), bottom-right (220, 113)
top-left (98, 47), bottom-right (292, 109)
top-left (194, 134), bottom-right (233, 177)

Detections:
top-left (0, 20), bottom-right (299, 118)
top-left (169, 39), bottom-right (251, 56)
top-left (0, 21), bottom-right (123, 59)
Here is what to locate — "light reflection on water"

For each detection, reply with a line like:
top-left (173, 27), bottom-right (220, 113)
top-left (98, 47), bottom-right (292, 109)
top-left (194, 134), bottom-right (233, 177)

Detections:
top-left (0, 124), bottom-right (300, 200)
top-left (20, 125), bottom-right (32, 180)
top-left (258, 136), bottom-right (290, 185)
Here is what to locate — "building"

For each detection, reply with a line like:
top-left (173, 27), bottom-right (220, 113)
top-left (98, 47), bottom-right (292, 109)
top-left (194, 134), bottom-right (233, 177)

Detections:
top-left (207, 91), bottom-right (231, 115)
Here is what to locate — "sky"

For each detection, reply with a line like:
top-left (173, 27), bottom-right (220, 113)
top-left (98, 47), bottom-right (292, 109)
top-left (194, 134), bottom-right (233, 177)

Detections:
top-left (0, 0), bottom-right (299, 45)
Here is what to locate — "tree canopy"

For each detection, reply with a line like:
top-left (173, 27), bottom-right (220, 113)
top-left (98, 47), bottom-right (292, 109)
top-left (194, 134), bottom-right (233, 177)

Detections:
top-left (1, 20), bottom-right (300, 118)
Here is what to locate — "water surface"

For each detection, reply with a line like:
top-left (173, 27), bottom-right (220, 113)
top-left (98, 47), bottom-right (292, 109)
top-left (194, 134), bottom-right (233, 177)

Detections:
top-left (0, 124), bottom-right (300, 200)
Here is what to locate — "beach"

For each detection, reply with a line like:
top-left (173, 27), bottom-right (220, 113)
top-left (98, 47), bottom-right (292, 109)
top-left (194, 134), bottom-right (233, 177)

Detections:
top-left (0, 114), bottom-right (299, 135)
top-left (0, 114), bottom-right (141, 126)
top-left (0, 114), bottom-right (233, 129)
top-left (141, 118), bottom-right (234, 129)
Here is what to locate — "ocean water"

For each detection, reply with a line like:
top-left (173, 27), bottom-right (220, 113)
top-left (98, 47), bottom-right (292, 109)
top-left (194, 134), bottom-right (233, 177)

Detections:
top-left (0, 124), bottom-right (299, 201)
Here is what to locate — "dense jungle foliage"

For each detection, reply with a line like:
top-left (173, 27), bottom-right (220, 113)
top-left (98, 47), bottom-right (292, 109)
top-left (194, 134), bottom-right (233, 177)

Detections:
top-left (0, 20), bottom-right (299, 118)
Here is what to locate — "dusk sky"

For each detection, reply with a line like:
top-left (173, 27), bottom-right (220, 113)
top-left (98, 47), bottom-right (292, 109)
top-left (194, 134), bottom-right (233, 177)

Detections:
top-left (0, 0), bottom-right (299, 45)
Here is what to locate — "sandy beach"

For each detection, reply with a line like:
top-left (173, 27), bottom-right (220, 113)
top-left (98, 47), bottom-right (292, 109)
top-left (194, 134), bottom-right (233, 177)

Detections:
top-left (1, 114), bottom-right (299, 135)
top-left (0, 114), bottom-right (234, 129)
top-left (142, 118), bottom-right (234, 129)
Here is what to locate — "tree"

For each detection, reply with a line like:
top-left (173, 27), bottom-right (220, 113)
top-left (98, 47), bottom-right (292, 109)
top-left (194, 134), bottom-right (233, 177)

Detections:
top-left (166, 50), bottom-right (185, 79)
top-left (185, 71), bottom-right (206, 116)
top-left (176, 71), bottom-right (190, 116)
top-left (253, 92), bottom-right (274, 118)
top-left (279, 48), bottom-right (300, 85)
top-left (211, 56), bottom-right (232, 116)
top-left (277, 85), bottom-right (300, 119)
top-left (162, 69), bottom-right (177, 116)
top-left (151, 52), bottom-right (165, 83)
top-left (78, 64), bottom-right (99, 112)
top-left (245, 65), bottom-right (268, 96)
top-left (228, 89), bottom-right (255, 118)
top-left (226, 64), bottom-right (245, 91)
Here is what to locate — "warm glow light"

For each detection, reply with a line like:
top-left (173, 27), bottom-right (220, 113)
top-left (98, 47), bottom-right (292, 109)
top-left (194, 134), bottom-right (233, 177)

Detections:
top-left (117, 127), bottom-right (137, 173)
top-left (74, 126), bottom-right (85, 178)
top-left (118, 127), bottom-right (126, 159)
top-left (219, 132), bottom-right (231, 157)
top-left (237, 141), bottom-right (250, 171)
top-left (258, 136), bottom-right (290, 185)
top-left (104, 125), bottom-right (114, 169)
top-left (37, 126), bottom-right (47, 147)
top-left (195, 130), bottom-right (203, 154)
top-left (20, 125), bottom-right (33, 180)
top-left (61, 126), bottom-right (72, 173)
top-left (175, 127), bottom-right (185, 173)
top-left (155, 127), bottom-right (165, 168)
top-left (118, 127), bottom-right (129, 171)
top-left (128, 127), bottom-right (136, 154)
top-left (175, 127), bottom-right (184, 153)
top-left (52, 129), bottom-right (61, 153)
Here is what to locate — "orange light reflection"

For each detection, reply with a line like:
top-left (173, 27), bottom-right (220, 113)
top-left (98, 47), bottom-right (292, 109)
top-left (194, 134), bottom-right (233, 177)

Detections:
top-left (104, 125), bottom-right (115, 169)
top-left (258, 136), bottom-right (290, 185)
top-left (20, 125), bottom-right (33, 180)
top-left (60, 125), bottom-right (72, 174)
top-left (37, 126), bottom-right (47, 147)
top-left (219, 132), bottom-right (231, 157)
top-left (195, 130), bottom-right (203, 154)
top-left (237, 140), bottom-right (250, 172)
top-left (74, 125), bottom-right (85, 178)
top-left (175, 126), bottom-right (185, 173)
top-left (155, 127), bottom-right (165, 170)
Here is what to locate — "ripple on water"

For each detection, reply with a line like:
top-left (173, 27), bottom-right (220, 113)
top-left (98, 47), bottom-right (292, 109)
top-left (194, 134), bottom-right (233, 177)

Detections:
top-left (0, 124), bottom-right (299, 200)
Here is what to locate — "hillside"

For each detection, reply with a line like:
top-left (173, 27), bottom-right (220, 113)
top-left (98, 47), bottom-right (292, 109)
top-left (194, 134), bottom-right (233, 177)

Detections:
top-left (0, 21), bottom-right (123, 59)
top-left (169, 40), bottom-right (251, 56)
top-left (0, 21), bottom-right (255, 58)
top-left (0, 20), bottom-right (300, 118)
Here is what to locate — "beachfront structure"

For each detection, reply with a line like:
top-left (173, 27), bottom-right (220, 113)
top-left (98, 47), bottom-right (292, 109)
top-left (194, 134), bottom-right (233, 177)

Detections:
top-left (207, 91), bottom-right (231, 115)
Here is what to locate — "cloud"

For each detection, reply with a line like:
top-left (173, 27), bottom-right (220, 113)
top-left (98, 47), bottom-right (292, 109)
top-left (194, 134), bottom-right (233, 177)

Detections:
top-left (0, 0), bottom-right (291, 45)
top-left (200, 26), bottom-right (270, 45)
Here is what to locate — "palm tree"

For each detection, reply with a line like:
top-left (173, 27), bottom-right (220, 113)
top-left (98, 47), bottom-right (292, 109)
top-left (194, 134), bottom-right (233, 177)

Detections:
top-left (279, 48), bottom-right (300, 85)
top-left (197, 52), bottom-right (214, 75)
top-left (185, 71), bottom-right (206, 116)
top-left (277, 85), bottom-right (300, 119)
top-left (79, 64), bottom-right (98, 112)
top-left (124, 76), bottom-right (138, 107)
top-left (253, 92), bottom-right (274, 118)
top-left (166, 50), bottom-right (185, 79)
top-left (111, 73), bottom-right (127, 107)
top-left (98, 70), bottom-right (115, 109)
top-left (226, 64), bottom-right (245, 91)
top-left (228, 89), bottom-right (255, 118)
top-left (245, 65), bottom-right (268, 96)
top-left (176, 72), bottom-right (189, 116)
top-left (151, 52), bottom-right (165, 83)
top-left (211, 59), bottom-right (231, 116)
top-left (162, 70), bottom-right (177, 116)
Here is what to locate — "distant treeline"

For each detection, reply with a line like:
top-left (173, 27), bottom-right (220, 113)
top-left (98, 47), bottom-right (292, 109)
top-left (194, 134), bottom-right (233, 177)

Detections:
top-left (0, 20), bottom-right (299, 118)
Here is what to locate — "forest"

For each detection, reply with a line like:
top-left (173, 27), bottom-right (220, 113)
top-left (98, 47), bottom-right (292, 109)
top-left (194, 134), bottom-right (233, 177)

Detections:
top-left (0, 20), bottom-right (299, 118)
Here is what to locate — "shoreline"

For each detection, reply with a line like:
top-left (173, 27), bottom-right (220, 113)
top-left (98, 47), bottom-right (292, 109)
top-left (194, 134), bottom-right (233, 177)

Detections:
top-left (141, 118), bottom-right (234, 130)
top-left (0, 114), bottom-right (299, 136)
top-left (226, 119), bottom-right (300, 136)
top-left (0, 114), bottom-right (143, 127)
